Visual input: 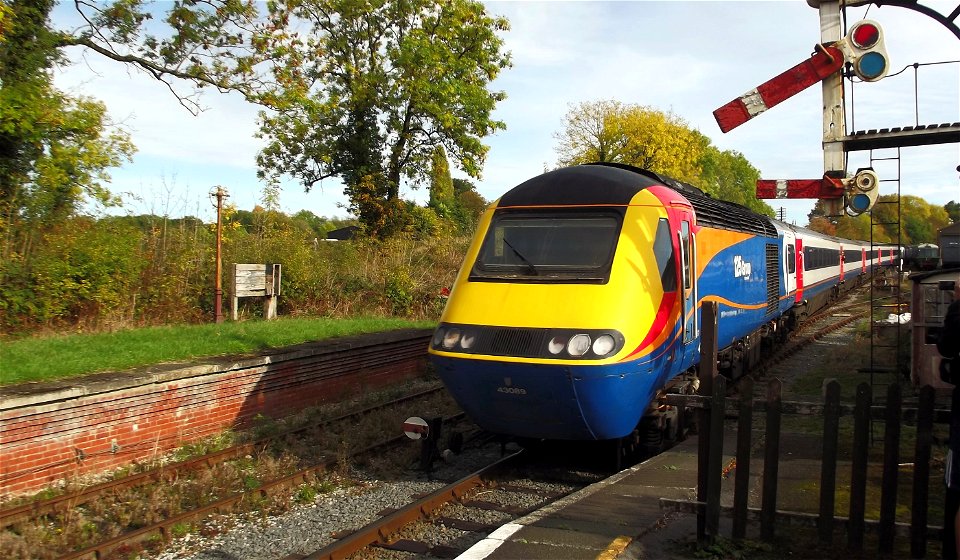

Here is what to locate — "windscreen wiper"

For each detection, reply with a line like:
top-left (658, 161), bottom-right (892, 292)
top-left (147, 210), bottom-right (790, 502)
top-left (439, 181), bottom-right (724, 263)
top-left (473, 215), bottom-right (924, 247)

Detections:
top-left (502, 237), bottom-right (539, 275)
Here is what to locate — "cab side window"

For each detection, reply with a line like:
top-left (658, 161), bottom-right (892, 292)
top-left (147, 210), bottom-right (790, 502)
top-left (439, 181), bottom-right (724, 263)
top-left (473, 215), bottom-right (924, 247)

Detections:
top-left (653, 218), bottom-right (677, 292)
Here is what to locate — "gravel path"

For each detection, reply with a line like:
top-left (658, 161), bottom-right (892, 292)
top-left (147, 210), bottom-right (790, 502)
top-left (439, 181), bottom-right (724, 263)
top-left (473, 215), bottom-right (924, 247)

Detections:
top-left (150, 440), bottom-right (587, 560)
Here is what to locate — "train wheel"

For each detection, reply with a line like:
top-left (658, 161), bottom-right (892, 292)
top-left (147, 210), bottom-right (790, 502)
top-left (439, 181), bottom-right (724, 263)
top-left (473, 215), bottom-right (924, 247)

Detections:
top-left (615, 429), bottom-right (641, 471)
top-left (639, 417), bottom-right (663, 458)
top-left (662, 414), bottom-right (679, 450)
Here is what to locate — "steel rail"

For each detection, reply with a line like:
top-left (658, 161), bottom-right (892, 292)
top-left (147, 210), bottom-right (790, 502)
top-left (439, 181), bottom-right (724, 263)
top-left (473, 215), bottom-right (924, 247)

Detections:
top-left (56, 412), bottom-right (467, 560)
top-left (301, 450), bottom-right (524, 560)
top-left (1, 385), bottom-right (445, 529)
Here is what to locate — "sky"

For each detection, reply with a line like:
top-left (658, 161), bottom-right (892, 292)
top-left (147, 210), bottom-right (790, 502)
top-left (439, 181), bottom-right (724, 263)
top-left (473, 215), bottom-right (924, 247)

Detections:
top-left (52, 0), bottom-right (960, 227)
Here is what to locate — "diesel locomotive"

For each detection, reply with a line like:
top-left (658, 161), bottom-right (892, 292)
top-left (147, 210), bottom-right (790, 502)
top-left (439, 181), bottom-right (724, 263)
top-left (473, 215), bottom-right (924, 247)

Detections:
top-left (428, 163), bottom-right (897, 443)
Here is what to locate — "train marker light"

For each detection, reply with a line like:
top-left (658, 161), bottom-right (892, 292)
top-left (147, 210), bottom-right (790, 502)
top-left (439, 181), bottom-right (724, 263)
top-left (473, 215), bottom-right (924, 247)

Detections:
top-left (548, 335), bottom-right (567, 355)
top-left (839, 20), bottom-right (889, 82)
top-left (845, 168), bottom-right (880, 216)
top-left (567, 334), bottom-right (591, 357)
top-left (592, 334), bottom-right (616, 357)
top-left (442, 328), bottom-right (461, 349)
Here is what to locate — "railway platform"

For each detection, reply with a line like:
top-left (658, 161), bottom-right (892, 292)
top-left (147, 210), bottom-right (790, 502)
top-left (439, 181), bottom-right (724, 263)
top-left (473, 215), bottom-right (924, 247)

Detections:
top-left (460, 433), bottom-right (719, 560)
top-left (460, 426), bottom-right (860, 560)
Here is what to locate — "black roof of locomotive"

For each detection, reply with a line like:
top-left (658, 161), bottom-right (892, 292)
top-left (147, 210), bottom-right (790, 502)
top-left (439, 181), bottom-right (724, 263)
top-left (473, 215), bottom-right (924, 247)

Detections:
top-left (497, 163), bottom-right (777, 237)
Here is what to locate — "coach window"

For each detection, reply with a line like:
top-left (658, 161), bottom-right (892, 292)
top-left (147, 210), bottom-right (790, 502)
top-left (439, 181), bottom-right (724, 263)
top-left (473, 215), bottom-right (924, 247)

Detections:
top-left (787, 244), bottom-right (796, 274)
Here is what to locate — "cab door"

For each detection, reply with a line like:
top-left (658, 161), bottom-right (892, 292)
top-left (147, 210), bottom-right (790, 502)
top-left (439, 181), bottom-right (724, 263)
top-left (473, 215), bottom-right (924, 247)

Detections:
top-left (783, 232), bottom-right (797, 299)
top-left (839, 245), bottom-right (845, 282)
top-left (679, 219), bottom-right (698, 345)
top-left (795, 238), bottom-right (805, 304)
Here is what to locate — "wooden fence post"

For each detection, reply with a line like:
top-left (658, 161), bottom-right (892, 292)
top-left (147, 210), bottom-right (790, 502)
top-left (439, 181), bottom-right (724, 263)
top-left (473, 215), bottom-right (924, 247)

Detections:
top-left (848, 382), bottom-right (872, 551)
top-left (880, 382), bottom-right (902, 553)
top-left (733, 375), bottom-right (754, 540)
top-left (760, 378), bottom-right (782, 541)
top-left (911, 385), bottom-right (934, 558)
top-left (697, 301), bottom-right (720, 545)
top-left (819, 380), bottom-right (841, 545)
top-left (707, 374), bottom-right (726, 538)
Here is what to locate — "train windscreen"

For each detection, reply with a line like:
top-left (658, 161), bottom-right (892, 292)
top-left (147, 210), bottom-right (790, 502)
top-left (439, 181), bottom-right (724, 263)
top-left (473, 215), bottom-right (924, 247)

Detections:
top-left (470, 211), bottom-right (621, 283)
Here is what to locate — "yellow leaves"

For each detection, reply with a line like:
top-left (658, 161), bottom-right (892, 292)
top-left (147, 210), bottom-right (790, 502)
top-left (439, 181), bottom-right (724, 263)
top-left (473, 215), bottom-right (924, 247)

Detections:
top-left (555, 100), bottom-right (707, 184)
top-left (0, 2), bottom-right (12, 44)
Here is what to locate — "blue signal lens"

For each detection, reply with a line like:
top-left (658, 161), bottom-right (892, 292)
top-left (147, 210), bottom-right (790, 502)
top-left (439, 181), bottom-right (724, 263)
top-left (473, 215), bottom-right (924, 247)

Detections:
top-left (856, 52), bottom-right (887, 80)
top-left (850, 193), bottom-right (872, 212)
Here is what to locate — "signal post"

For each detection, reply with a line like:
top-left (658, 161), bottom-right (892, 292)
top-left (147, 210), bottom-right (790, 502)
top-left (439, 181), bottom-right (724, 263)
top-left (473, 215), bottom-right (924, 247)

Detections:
top-left (817, 0), bottom-right (846, 217)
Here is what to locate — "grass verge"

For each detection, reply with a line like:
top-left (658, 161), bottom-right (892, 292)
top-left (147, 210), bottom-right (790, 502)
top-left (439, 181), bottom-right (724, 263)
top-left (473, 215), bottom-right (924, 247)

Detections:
top-left (0, 317), bottom-right (434, 386)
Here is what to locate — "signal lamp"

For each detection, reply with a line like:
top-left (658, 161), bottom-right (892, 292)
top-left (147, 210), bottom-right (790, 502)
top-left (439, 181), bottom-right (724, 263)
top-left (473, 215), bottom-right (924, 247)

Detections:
top-left (851, 22), bottom-right (880, 48)
top-left (844, 168), bottom-right (880, 217)
top-left (841, 20), bottom-right (889, 82)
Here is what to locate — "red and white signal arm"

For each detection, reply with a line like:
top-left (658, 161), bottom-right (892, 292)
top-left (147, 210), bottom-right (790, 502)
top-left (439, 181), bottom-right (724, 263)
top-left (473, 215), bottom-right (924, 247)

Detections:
top-left (403, 416), bottom-right (430, 440)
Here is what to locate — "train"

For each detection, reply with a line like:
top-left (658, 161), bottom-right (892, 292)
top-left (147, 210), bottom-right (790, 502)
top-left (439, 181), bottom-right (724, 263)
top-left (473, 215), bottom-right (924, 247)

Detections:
top-left (941, 222), bottom-right (960, 269)
top-left (428, 163), bottom-right (899, 446)
top-left (903, 243), bottom-right (940, 271)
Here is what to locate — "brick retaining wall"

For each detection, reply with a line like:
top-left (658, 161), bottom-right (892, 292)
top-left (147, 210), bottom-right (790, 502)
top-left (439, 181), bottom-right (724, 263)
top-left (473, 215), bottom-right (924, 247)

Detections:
top-left (0, 329), bottom-right (432, 498)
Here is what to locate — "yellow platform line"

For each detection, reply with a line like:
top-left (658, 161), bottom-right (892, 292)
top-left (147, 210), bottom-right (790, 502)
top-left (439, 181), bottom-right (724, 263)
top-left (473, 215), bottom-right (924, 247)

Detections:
top-left (596, 535), bottom-right (633, 560)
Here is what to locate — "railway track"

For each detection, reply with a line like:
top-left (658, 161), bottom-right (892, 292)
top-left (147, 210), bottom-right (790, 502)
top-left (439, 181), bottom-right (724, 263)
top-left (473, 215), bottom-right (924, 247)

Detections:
top-left (288, 448), bottom-right (600, 560)
top-left (1, 382), bottom-right (463, 560)
top-left (744, 286), bottom-right (873, 397)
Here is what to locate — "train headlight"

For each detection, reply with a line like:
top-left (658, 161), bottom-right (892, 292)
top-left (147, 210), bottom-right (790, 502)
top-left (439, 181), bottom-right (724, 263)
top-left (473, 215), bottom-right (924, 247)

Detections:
top-left (567, 334), bottom-right (592, 357)
top-left (460, 331), bottom-right (476, 350)
top-left (442, 328), bottom-right (462, 349)
top-left (431, 328), bottom-right (445, 347)
top-left (547, 335), bottom-right (567, 355)
top-left (592, 334), bottom-right (616, 357)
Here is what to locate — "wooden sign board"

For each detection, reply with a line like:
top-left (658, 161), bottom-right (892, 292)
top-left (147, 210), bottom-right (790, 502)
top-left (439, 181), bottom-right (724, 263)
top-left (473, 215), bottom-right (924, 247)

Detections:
top-left (231, 264), bottom-right (282, 297)
top-left (231, 263), bottom-right (282, 320)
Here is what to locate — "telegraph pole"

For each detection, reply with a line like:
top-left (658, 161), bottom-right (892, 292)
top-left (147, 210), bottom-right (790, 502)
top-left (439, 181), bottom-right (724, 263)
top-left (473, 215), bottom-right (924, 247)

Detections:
top-left (211, 186), bottom-right (229, 323)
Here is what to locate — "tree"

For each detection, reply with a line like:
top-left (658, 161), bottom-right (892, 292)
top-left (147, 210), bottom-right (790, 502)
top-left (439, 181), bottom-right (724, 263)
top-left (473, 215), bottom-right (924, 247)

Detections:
top-left (554, 100), bottom-right (626, 165)
top-left (808, 216), bottom-right (838, 237)
top-left (452, 177), bottom-right (476, 196)
top-left (834, 214), bottom-right (870, 240)
top-left (53, 1), bottom-right (264, 114)
top-left (806, 194), bottom-right (948, 243)
top-left (428, 146), bottom-right (454, 209)
top-left (946, 200), bottom-right (960, 224)
top-left (697, 145), bottom-right (774, 218)
top-left (1, 1), bottom-right (135, 259)
top-left (254, 0), bottom-right (511, 236)
top-left (554, 100), bottom-right (705, 184)
top-left (554, 100), bottom-right (772, 216)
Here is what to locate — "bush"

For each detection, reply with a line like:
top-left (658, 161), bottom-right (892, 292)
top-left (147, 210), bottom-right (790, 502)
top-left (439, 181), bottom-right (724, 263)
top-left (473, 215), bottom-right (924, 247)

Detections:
top-left (2, 209), bottom-right (473, 336)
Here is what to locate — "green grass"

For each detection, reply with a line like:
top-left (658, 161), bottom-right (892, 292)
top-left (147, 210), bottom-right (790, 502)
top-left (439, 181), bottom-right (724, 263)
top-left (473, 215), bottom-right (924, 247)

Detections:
top-left (0, 317), bottom-right (434, 386)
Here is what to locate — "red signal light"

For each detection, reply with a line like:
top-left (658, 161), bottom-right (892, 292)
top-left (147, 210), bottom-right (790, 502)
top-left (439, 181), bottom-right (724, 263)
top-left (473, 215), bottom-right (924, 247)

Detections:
top-left (851, 22), bottom-right (880, 48)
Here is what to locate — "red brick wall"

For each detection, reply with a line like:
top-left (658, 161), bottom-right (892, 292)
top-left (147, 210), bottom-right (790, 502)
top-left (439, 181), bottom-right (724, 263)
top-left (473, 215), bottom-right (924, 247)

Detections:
top-left (0, 329), bottom-right (431, 498)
